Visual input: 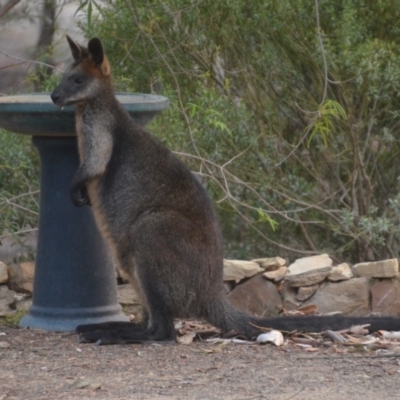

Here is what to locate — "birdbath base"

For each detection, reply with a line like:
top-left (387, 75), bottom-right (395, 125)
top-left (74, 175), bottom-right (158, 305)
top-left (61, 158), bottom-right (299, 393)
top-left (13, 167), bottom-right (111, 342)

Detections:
top-left (19, 137), bottom-right (128, 331)
top-left (20, 304), bottom-right (127, 332)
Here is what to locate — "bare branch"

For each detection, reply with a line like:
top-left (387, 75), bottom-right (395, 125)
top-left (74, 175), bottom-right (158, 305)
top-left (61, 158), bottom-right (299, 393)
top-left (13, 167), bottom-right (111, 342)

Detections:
top-left (0, 227), bottom-right (38, 240)
top-left (0, 50), bottom-right (64, 73)
top-left (0, 0), bottom-right (20, 20)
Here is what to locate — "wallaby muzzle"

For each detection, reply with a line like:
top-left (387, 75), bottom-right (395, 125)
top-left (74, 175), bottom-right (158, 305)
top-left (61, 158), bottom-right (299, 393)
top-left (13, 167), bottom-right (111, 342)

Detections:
top-left (50, 89), bottom-right (63, 106)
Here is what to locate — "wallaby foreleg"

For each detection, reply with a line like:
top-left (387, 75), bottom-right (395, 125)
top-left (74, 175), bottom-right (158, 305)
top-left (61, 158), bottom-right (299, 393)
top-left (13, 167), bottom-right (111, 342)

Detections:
top-left (71, 126), bottom-right (113, 207)
top-left (70, 167), bottom-right (91, 207)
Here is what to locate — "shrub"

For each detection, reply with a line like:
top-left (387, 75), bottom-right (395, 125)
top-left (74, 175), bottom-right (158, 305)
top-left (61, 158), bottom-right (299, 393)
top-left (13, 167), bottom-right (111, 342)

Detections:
top-left (72, 0), bottom-right (400, 261)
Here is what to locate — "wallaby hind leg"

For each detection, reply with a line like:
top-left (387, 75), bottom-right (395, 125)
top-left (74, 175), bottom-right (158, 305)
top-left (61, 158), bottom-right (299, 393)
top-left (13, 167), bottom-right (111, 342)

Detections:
top-left (77, 308), bottom-right (175, 344)
top-left (77, 261), bottom-right (176, 344)
top-left (76, 309), bottom-right (149, 334)
top-left (76, 256), bottom-right (151, 340)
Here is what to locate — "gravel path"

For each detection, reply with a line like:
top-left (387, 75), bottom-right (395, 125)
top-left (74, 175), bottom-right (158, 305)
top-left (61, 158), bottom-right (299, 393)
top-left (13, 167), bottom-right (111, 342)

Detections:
top-left (1, 323), bottom-right (400, 399)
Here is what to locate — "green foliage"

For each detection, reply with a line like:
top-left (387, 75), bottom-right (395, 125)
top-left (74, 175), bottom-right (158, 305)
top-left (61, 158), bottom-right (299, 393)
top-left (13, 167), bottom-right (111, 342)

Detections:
top-left (1, 309), bottom-right (28, 326)
top-left (74, 0), bottom-right (400, 261)
top-left (26, 64), bottom-right (61, 93)
top-left (308, 100), bottom-right (347, 147)
top-left (0, 130), bottom-right (39, 247)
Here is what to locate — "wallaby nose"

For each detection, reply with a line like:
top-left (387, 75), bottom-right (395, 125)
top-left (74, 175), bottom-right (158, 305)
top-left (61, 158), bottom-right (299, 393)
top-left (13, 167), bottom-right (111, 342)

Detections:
top-left (50, 91), bottom-right (60, 104)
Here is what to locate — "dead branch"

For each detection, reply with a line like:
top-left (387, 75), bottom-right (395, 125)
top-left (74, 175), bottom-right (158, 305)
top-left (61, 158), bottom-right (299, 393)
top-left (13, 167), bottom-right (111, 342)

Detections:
top-left (0, 0), bottom-right (20, 20)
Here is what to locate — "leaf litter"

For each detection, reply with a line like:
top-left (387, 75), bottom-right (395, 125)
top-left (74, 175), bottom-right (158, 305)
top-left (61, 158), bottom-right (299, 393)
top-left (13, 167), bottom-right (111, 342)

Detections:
top-left (174, 318), bottom-right (400, 357)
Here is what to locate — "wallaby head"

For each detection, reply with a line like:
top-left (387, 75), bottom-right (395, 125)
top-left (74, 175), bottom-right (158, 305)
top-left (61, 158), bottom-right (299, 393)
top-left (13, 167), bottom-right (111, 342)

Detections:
top-left (51, 36), bottom-right (112, 107)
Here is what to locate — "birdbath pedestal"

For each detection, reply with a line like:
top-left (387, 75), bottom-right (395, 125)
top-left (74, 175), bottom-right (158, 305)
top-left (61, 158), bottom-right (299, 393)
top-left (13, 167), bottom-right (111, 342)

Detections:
top-left (0, 93), bottom-right (168, 331)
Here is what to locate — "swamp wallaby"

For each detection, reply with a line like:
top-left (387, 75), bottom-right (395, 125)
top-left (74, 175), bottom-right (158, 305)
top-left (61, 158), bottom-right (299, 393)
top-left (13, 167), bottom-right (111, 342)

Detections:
top-left (51, 36), bottom-right (400, 344)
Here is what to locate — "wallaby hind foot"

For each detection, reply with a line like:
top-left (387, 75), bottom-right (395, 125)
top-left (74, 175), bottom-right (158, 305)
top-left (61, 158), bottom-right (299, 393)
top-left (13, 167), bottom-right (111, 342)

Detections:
top-left (77, 321), bottom-right (176, 345)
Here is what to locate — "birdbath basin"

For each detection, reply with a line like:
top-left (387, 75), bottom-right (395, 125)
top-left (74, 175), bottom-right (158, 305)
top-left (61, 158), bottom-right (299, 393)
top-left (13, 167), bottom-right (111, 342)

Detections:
top-left (0, 93), bottom-right (169, 331)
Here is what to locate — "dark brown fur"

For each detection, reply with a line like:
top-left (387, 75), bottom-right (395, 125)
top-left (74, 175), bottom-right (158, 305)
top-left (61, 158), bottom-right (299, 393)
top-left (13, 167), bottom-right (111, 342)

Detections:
top-left (51, 36), bottom-right (400, 344)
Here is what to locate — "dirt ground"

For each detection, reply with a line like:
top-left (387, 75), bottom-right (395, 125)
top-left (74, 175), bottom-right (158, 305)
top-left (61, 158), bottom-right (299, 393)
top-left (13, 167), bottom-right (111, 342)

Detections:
top-left (1, 321), bottom-right (400, 400)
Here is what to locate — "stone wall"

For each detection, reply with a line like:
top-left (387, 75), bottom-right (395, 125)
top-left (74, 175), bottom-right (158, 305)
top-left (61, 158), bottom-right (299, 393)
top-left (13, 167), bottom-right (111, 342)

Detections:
top-left (225, 255), bottom-right (400, 318)
top-left (1, 254), bottom-right (399, 319)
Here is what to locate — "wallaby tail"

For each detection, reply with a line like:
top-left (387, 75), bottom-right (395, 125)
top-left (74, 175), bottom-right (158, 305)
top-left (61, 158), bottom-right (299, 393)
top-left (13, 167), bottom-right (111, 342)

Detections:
top-left (205, 298), bottom-right (259, 338)
top-left (206, 298), bottom-right (400, 338)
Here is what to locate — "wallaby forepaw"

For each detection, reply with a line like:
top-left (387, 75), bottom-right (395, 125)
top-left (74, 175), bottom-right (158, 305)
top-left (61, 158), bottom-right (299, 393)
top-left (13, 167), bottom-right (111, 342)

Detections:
top-left (70, 185), bottom-right (91, 207)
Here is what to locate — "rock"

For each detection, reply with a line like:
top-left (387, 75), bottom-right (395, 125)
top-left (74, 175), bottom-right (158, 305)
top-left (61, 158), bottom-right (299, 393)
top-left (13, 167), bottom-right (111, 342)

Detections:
top-left (328, 263), bottom-right (353, 281)
top-left (223, 259), bottom-right (263, 282)
top-left (7, 262), bottom-right (35, 293)
top-left (117, 284), bottom-right (140, 305)
top-left (371, 277), bottom-right (400, 316)
top-left (223, 282), bottom-right (234, 294)
top-left (296, 284), bottom-right (319, 301)
top-left (115, 265), bottom-right (130, 283)
top-left (251, 257), bottom-right (286, 271)
top-left (285, 254), bottom-right (333, 287)
top-left (352, 259), bottom-right (398, 278)
top-left (300, 278), bottom-right (370, 316)
top-left (256, 330), bottom-right (284, 346)
top-left (282, 283), bottom-right (300, 311)
top-left (0, 232), bottom-right (37, 264)
top-left (0, 261), bottom-right (8, 284)
top-left (15, 297), bottom-right (32, 312)
top-left (0, 284), bottom-right (15, 316)
top-left (263, 266), bottom-right (287, 282)
top-left (227, 275), bottom-right (282, 317)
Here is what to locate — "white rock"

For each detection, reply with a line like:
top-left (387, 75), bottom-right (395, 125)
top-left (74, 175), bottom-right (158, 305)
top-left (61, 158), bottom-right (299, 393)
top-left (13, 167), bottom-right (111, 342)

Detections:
top-left (352, 259), bottom-right (398, 278)
top-left (263, 266), bottom-right (287, 282)
top-left (223, 259), bottom-right (263, 282)
top-left (285, 254), bottom-right (333, 287)
top-left (256, 330), bottom-right (284, 346)
top-left (251, 257), bottom-right (286, 271)
top-left (328, 263), bottom-right (353, 281)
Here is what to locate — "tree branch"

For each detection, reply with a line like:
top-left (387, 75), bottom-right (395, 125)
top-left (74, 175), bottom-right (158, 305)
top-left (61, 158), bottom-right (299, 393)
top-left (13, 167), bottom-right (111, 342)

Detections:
top-left (0, 0), bottom-right (20, 20)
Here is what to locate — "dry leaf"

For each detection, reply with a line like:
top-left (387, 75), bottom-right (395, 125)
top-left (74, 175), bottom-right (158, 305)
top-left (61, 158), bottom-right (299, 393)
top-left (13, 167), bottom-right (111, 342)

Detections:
top-left (291, 337), bottom-right (318, 346)
top-left (283, 304), bottom-right (319, 316)
top-left (195, 342), bottom-right (228, 353)
top-left (349, 324), bottom-right (370, 335)
top-left (69, 378), bottom-right (102, 390)
top-left (296, 304), bottom-right (319, 315)
top-left (70, 378), bottom-right (92, 389)
top-left (379, 331), bottom-right (400, 340)
top-left (177, 332), bottom-right (196, 345)
top-left (295, 343), bottom-right (312, 348)
top-left (325, 330), bottom-right (347, 343)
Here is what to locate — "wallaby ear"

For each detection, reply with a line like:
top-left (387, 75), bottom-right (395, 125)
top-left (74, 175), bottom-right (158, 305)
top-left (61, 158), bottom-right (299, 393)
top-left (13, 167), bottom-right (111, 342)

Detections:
top-left (66, 35), bottom-right (84, 62)
top-left (88, 38), bottom-right (104, 66)
top-left (88, 37), bottom-right (111, 75)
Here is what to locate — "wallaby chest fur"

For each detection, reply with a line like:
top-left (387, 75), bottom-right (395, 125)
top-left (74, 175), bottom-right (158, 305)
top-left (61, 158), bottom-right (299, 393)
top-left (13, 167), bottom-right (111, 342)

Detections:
top-left (50, 36), bottom-right (400, 344)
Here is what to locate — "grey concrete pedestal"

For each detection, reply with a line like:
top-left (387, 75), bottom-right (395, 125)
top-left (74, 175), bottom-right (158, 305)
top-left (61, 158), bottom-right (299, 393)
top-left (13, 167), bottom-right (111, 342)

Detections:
top-left (20, 137), bottom-right (127, 331)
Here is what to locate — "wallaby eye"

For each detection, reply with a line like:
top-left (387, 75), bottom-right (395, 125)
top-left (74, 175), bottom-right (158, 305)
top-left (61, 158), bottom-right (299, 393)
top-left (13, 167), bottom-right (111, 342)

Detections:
top-left (74, 77), bottom-right (84, 85)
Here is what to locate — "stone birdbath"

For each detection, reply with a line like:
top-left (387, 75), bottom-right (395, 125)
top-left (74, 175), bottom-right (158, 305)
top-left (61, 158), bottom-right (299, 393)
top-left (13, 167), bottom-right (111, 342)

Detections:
top-left (0, 93), bottom-right (168, 331)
